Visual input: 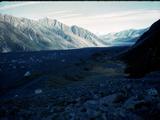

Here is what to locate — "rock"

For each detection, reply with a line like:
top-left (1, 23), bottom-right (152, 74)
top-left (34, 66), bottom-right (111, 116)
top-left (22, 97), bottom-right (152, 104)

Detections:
top-left (21, 66), bottom-right (25, 68)
top-left (24, 71), bottom-right (31, 77)
top-left (68, 112), bottom-right (76, 120)
top-left (100, 93), bottom-right (126, 106)
top-left (83, 100), bottom-right (99, 110)
top-left (14, 94), bottom-right (19, 98)
top-left (125, 84), bottom-right (132, 90)
top-left (80, 100), bottom-right (102, 119)
top-left (124, 73), bottom-right (130, 77)
top-left (64, 105), bottom-right (77, 120)
top-left (35, 89), bottom-right (42, 94)
top-left (61, 59), bottom-right (65, 62)
top-left (93, 94), bottom-right (99, 99)
top-left (146, 88), bottom-right (158, 96)
top-left (11, 60), bottom-right (16, 63)
top-left (101, 113), bottom-right (107, 120)
top-left (12, 66), bottom-right (16, 69)
top-left (100, 83), bottom-right (105, 87)
top-left (86, 109), bottom-right (100, 119)
top-left (123, 96), bottom-right (148, 110)
top-left (157, 103), bottom-right (160, 111)
top-left (99, 105), bottom-right (109, 112)
top-left (75, 97), bottom-right (81, 102)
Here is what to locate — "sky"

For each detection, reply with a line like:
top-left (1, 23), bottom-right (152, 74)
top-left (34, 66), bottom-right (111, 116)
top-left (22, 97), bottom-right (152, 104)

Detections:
top-left (0, 1), bottom-right (160, 35)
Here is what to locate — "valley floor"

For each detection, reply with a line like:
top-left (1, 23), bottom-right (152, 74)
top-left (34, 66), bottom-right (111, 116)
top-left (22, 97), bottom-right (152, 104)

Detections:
top-left (0, 46), bottom-right (160, 120)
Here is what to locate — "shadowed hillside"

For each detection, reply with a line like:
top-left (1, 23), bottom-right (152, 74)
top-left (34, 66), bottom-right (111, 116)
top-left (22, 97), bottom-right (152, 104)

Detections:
top-left (121, 19), bottom-right (160, 78)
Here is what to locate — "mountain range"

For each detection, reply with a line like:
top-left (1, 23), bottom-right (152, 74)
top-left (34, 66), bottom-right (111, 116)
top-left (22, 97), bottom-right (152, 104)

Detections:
top-left (0, 14), bottom-right (106, 53)
top-left (0, 14), bottom-right (147, 53)
top-left (99, 28), bottom-right (148, 46)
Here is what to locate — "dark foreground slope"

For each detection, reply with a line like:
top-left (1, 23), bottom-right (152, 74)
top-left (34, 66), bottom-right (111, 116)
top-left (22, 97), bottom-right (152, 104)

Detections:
top-left (0, 46), bottom-right (128, 97)
top-left (0, 46), bottom-right (160, 120)
top-left (121, 19), bottom-right (160, 78)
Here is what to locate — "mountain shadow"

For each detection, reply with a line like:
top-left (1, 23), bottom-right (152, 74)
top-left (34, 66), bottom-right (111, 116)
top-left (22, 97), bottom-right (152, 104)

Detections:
top-left (120, 19), bottom-right (160, 78)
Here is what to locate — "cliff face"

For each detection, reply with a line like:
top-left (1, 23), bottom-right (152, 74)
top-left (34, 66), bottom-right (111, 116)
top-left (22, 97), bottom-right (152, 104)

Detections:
top-left (121, 19), bottom-right (160, 78)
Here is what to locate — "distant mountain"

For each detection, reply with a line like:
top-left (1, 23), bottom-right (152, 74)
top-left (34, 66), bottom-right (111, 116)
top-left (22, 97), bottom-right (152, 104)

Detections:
top-left (71, 25), bottom-right (105, 46)
top-left (121, 19), bottom-right (160, 78)
top-left (100, 28), bottom-right (148, 46)
top-left (0, 14), bottom-right (105, 53)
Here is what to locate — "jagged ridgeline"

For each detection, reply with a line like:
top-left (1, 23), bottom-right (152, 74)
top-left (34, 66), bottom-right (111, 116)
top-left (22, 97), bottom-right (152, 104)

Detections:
top-left (0, 14), bottom-right (106, 53)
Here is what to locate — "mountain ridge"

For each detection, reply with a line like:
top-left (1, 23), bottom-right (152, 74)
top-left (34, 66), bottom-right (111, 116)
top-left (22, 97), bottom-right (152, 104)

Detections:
top-left (0, 14), bottom-right (148, 53)
top-left (0, 14), bottom-right (105, 53)
top-left (99, 28), bottom-right (148, 46)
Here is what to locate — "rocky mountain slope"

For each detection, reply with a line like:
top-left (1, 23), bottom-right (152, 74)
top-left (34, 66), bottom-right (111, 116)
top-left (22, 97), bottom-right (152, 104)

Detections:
top-left (100, 28), bottom-right (148, 46)
top-left (120, 19), bottom-right (160, 78)
top-left (0, 14), bottom-right (106, 53)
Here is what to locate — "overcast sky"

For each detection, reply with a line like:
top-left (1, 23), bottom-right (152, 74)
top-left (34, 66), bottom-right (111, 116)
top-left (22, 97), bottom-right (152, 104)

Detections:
top-left (0, 1), bottom-right (160, 35)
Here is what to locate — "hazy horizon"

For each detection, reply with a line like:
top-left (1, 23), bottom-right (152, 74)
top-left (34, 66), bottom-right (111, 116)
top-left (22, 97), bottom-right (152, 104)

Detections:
top-left (0, 1), bottom-right (160, 35)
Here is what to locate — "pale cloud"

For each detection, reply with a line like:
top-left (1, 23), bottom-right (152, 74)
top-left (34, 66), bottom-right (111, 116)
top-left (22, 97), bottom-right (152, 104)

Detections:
top-left (27, 11), bottom-right (81, 20)
top-left (0, 2), bottom-right (160, 34)
top-left (47, 11), bottom-right (71, 16)
top-left (54, 14), bottom-right (82, 19)
top-left (29, 10), bottom-right (72, 19)
top-left (47, 11), bottom-right (82, 19)
top-left (61, 10), bottom-right (160, 22)
top-left (60, 10), bottom-right (160, 34)
top-left (0, 2), bottom-right (41, 10)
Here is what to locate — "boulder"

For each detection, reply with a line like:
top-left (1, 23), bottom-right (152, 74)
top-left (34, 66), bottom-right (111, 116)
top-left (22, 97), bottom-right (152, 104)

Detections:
top-left (123, 96), bottom-right (149, 110)
top-left (83, 100), bottom-right (99, 110)
top-left (146, 88), bottom-right (158, 96)
top-left (24, 71), bottom-right (31, 77)
top-left (35, 89), bottom-right (42, 94)
top-left (100, 93), bottom-right (126, 106)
